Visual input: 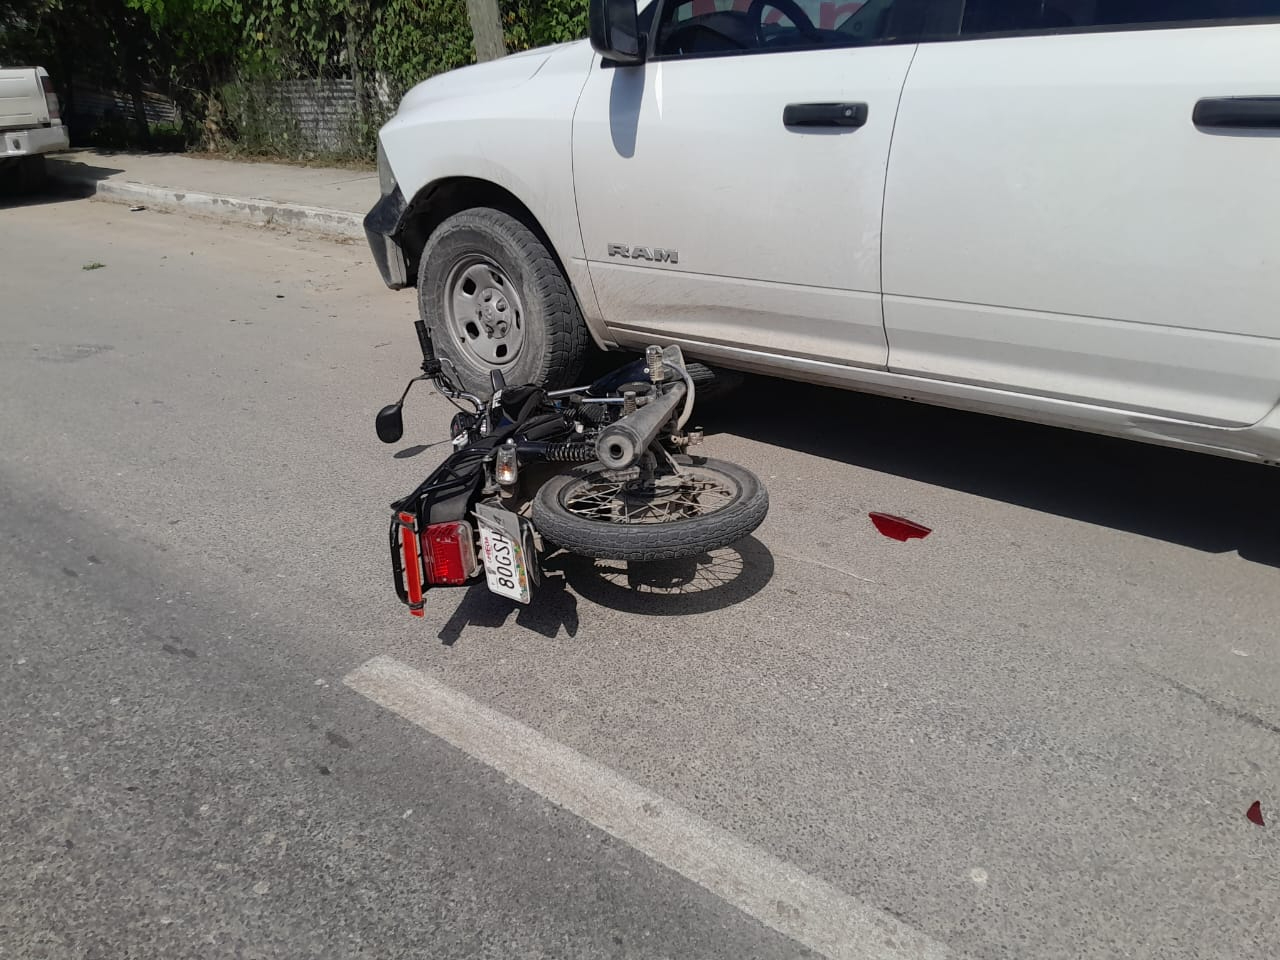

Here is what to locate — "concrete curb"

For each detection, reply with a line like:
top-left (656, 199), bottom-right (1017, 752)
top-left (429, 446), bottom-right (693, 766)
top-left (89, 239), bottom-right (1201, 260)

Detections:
top-left (48, 165), bottom-right (364, 241)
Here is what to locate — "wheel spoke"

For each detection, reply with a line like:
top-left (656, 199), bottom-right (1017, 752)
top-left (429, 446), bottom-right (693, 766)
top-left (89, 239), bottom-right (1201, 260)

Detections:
top-left (464, 263), bottom-right (495, 292)
top-left (452, 289), bottom-right (475, 331)
top-left (560, 468), bottom-right (738, 526)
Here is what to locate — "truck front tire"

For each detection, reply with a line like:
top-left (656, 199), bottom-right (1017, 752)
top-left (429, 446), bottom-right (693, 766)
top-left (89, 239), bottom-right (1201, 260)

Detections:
top-left (417, 208), bottom-right (589, 394)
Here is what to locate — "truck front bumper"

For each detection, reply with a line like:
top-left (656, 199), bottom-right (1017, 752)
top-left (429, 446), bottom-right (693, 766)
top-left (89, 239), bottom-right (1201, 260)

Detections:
top-left (364, 184), bottom-right (410, 289)
top-left (1, 124), bottom-right (69, 159)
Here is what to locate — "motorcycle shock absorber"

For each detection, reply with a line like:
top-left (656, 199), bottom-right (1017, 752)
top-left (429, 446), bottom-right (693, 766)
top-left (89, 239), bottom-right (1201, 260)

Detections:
top-left (544, 443), bottom-right (596, 462)
top-left (520, 442), bottom-right (595, 463)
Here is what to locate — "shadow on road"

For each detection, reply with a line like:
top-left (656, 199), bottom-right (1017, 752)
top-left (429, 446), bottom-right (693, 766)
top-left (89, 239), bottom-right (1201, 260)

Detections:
top-left (554, 537), bottom-right (774, 616)
top-left (392, 440), bottom-right (450, 460)
top-left (437, 570), bottom-right (580, 645)
top-left (434, 537), bottom-right (775, 643)
top-left (0, 182), bottom-right (92, 208)
top-left (0, 158), bottom-right (122, 208)
top-left (706, 376), bottom-right (1280, 567)
top-left (47, 156), bottom-right (126, 182)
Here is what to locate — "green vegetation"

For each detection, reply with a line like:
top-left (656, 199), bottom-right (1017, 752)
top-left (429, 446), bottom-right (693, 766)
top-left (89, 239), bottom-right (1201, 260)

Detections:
top-left (0, 0), bottom-right (590, 160)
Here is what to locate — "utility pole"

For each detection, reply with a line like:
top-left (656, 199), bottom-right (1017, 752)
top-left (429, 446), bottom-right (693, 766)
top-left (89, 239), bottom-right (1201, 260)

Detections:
top-left (464, 0), bottom-right (507, 62)
top-left (347, 17), bottom-right (364, 129)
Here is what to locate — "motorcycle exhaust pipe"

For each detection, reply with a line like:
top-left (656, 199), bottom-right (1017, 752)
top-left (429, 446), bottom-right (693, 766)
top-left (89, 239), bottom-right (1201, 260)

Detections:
top-left (595, 381), bottom-right (687, 470)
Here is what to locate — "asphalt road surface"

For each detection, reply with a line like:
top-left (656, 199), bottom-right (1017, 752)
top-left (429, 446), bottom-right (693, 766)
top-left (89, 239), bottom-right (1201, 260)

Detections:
top-left (2, 195), bottom-right (1277, 960)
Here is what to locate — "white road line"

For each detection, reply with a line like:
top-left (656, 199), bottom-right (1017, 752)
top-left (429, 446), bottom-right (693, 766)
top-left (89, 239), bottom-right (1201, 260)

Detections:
top-left (344, 656), bottom-right (948, 960)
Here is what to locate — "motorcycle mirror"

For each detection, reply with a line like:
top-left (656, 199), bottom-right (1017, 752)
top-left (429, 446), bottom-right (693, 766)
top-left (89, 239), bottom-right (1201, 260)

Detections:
top-left (375, 403), bottom-right (405, 444)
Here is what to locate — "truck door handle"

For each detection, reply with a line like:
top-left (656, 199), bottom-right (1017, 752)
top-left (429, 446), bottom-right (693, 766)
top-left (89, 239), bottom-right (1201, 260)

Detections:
top-left (783, 102), bottom-right (868, 129)
top-left (1193, 96), bottom-right (1280, 129)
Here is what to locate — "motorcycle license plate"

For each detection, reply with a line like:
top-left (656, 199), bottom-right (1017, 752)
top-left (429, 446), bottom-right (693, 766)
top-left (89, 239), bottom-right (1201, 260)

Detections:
top-left (476, 505), bottom-right (533, 604)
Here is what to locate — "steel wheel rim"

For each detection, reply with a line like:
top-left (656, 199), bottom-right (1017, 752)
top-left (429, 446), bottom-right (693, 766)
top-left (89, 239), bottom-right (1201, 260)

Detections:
top-left (443, 255), bottom-right (525, 367)
top-left (559, 466), bottom-right (739, 526)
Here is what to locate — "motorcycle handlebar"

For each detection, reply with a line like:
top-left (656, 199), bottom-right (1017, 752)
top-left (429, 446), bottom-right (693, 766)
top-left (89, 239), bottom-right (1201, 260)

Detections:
top-left (594, 381), bottom-right (687, 470)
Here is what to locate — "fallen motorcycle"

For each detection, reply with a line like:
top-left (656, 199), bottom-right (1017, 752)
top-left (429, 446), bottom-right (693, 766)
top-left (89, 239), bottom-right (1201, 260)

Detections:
top-left (375, 320), bottom-right (769, 616)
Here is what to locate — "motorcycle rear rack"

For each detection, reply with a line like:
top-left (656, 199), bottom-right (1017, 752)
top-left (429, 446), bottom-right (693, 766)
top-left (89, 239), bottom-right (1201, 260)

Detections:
top-left (388, 449), bottom-right (489, 613)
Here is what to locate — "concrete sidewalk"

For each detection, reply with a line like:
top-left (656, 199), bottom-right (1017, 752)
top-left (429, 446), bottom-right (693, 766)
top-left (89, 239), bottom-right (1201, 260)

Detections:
top-left (47, 150), bottom-right (377, 240)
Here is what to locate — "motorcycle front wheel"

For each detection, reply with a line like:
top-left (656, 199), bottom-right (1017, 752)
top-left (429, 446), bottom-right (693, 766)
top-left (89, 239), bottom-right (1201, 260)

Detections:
top-left (531, 457), bottom-right (768, 561)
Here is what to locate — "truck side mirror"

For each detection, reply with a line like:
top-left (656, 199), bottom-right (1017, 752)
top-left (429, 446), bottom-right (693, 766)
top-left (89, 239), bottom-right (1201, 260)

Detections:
top-left (589, 0), bottom-right (646, 65)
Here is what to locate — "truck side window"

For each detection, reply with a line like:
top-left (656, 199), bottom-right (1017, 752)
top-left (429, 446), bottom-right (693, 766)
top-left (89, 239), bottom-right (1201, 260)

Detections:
top-left (960, 0), bottom-right (1280, 36)
top-left (652, 0), bottom-right (958, 58)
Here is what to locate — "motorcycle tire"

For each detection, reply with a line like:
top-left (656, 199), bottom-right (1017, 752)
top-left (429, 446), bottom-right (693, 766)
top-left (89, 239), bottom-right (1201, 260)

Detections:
top-left (684, 361), bottom-right (744, 406)
top-left (532, 457), bottom-right (768, 562)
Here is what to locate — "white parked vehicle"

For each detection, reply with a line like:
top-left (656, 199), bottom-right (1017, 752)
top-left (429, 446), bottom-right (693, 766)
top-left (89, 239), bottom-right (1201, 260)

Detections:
top-left (0, 65), bottom-right (69, 186)
top-left (365, 0), bottom-right (1280, 465)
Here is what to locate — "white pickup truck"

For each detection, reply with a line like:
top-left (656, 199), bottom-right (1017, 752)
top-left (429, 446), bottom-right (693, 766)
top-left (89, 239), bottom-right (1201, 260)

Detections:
top-left (1, 65), bottom-right (69, 187)
top-left (366, 0), bottom-right (1280, 465)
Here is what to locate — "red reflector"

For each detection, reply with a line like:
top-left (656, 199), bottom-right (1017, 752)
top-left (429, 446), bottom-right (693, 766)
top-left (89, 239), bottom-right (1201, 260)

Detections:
top-left (868, 512), bottom-right (932, 542)
top-left (397, 511), bottom-right (424, 614)
top-left (421, 521), bottom-right (478, 586)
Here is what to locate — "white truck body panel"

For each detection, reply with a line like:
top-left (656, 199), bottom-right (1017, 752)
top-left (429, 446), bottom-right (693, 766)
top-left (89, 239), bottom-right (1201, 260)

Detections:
top-left (0, 66), bottom-right (68, 158)
top-left (0, 67), bottom-right (50, 129)
top-left (378, 42), bottom-right (603, 333)
top-left (372, 8), bottom-right (1280, 464)
top-left (573, 45), bottom-right (915, 369)
top-left (883, 25), bottom-right (1280, 428)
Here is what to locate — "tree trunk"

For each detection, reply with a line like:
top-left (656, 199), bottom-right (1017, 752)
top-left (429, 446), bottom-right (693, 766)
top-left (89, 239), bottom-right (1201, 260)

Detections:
top-left (126, 77), bottom-right (153, 149)
top-left (464, 0), bottom-right (507, 63)
top-left (347, 18), bottom-right (365, 131)
top-left (54, 25), bottom-right (75, 140)
top-left (115, 7), bottom-right (153, 148)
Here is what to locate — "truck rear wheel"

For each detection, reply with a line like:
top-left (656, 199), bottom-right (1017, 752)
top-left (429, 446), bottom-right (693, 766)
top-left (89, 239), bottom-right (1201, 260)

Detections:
top-left (417, 208), bottom-right (589, 394)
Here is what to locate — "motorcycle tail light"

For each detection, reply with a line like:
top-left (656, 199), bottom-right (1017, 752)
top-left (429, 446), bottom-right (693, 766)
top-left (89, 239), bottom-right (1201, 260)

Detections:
top-left (421, 521), bottom-right (478, 585)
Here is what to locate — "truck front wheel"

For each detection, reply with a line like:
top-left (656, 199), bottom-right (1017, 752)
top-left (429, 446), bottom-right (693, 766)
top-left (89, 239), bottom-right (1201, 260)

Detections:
top-left (417, 208), bottom-right (589, 394)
